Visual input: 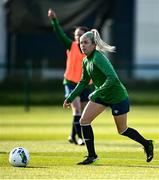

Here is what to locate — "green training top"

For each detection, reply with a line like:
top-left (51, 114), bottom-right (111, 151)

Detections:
top-left (66, 50), bottom-right (128, 104)
top-left (50, 19), bottom-right (72, 50)
top-left (51, 19), bottom-right (77, 85)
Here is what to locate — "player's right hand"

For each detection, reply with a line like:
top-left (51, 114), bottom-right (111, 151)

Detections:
top-left (48, 8), bottom-right (56, 19)
top-left (63, 99), bottom-right (71, 109)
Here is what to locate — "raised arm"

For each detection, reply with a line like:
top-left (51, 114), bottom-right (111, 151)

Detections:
top-left (48, 8), bottom-right (72, 49)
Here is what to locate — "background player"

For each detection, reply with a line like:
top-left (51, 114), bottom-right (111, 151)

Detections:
top-left (48, 8), bottom-right (91, 145)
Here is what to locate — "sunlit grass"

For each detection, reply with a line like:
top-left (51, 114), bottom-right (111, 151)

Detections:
top-left (0, 106), bottom-right (159, 179)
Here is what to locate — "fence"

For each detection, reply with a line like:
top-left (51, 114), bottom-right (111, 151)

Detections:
top-left (0, 62), bottom-right (159, 110)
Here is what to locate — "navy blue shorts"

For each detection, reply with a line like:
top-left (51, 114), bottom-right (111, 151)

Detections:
top-left (64, 84), bottom-right (91, 102)
top-left (94, 98), bottom-right (130, 116)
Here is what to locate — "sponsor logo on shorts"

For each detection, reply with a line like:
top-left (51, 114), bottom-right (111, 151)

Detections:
top-left (114, 110), bottom-right (119, 114)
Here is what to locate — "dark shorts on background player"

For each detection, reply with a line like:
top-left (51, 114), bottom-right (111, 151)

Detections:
top-left (65, 84), bottom-right (91, 102)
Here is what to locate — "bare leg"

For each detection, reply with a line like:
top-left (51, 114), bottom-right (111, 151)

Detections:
top-left (80, 101), bottom-right (105, 159)
top-left (71, 96), bottom-right (81, 116)
top-left (80, 101), bottom-right (106, 125)
top-left (113, 113), bottom-right (154, 162)
top-left (81, 101), bottom-right (88, 112)
top-left (113, 113), bottom-right (128, 134)
top-left (68, 97), bottom-right (82, 144)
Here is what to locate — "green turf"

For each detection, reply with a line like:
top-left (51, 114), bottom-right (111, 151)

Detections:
top-left (0, 106), bottom-right (159, 179)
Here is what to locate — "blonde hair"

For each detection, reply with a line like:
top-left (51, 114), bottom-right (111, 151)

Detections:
top-left (81, 29), bottom-right (116, 53)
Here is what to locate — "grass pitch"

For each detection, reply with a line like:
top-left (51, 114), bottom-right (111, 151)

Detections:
top-left (0, 105), bottom-right (159, 179)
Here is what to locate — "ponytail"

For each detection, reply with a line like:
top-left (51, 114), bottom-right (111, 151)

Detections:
top-left (91, 29), bottom-right (116, 53)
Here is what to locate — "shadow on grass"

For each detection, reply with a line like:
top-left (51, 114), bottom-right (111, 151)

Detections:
top-left (27, 166), bottom-right (48, 169)
top-left (93, 162), bottom-right (159, 169)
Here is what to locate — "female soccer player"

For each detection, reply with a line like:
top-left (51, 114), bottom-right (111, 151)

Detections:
top-left (48, 9), bottom-right (91, 145)
top-left (63, 29), bottom-right (154, 165)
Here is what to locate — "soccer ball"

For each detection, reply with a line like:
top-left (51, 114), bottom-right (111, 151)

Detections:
top-left (9, 147), bottom-right (30, 167)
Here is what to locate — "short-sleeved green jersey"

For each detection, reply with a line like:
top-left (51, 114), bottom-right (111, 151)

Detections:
top-left (66, 50), bottom-right (128, 104)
